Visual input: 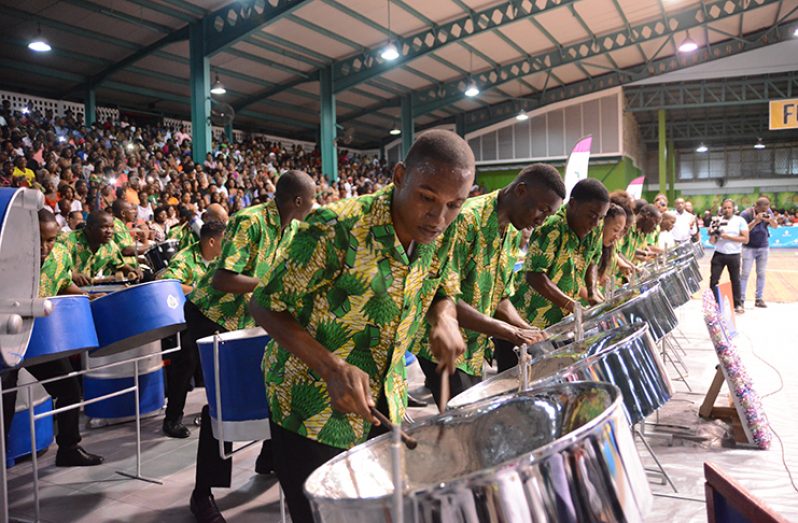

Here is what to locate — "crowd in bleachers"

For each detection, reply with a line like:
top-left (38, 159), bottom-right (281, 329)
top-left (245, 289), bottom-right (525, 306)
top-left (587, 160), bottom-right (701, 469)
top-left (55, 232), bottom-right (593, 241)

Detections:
top-left (0, 100), bottom-right (393, 241)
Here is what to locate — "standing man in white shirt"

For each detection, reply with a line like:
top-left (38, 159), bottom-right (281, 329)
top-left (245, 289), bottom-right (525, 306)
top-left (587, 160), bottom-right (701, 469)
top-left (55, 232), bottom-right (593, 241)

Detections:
top-left (671, 197), bottom-right (696, 244)
top-left (708, 199), bottom-right (749, 314)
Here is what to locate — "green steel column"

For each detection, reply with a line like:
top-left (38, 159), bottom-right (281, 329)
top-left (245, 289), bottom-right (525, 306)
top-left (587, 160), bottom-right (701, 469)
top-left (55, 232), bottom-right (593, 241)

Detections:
top-left (401, 94), bottom-right (414, 157)
top-left (84, 88), bottom-right (96, 127)
top-left (668, 140), bottom-right (676, 202)
top-left (189, 21), bottom-right (211, 165)
top-left (319, 66), bottom-right (338, 181)
top-left (455, 113), bottom-right (466, 137)
top-left (224, 123), bottom-right (233, 143)
top-left (658, 109), bottom-right (666, 197)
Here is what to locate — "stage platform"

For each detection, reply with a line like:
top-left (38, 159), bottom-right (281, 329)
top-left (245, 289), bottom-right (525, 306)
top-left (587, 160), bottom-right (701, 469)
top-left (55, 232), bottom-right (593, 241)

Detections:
top-left (7, 272), bottom-right (798, 522)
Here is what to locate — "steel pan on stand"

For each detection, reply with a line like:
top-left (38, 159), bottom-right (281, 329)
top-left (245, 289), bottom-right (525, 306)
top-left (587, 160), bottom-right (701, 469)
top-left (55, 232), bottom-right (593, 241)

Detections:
top-left (23, 296), bottom-right (98, 367)
top-left (305, 382), bottom-right (651, 523)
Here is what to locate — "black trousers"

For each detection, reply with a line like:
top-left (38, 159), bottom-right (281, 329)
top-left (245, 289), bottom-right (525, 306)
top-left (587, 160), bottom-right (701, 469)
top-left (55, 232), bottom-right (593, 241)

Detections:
top-left (709, 251), bottom-right (742, 307)
top-left (493, 338), bottom-right (520, 374)
top-left (186, 303), bottom-right (272, 493)
top-left (2, 358), bottom-right (82, 449)
top-left (417, 356), bottom-right (482, 406)
top-left (270, 396), bottom-right (390, 523)
top-left (165, 300), bottom-right (220, 423)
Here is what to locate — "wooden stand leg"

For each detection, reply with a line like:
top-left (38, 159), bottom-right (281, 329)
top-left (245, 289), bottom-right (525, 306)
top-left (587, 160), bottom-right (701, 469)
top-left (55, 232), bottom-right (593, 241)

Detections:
top-left (699, 366), bottom-right (747, 444)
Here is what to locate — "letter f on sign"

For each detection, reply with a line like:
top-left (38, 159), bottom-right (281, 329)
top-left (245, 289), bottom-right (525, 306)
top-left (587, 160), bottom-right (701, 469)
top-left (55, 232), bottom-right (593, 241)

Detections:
top-left (785, 103), bottom-right (796, 125)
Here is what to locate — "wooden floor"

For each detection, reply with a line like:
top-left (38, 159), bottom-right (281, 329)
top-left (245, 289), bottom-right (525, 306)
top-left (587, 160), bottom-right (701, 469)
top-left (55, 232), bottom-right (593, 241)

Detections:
top-left (698, 248), bottom-right (798, 304)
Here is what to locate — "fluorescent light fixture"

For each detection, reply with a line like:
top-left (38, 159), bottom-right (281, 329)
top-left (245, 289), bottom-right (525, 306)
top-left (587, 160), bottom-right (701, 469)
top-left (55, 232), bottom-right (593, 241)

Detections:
top-left (210, 75), bottom-right (226, 95)
top-left (28, 38), bottom-right (51, 53)
top-left (678, 31), bottom-right (698, 53)
top-left (516, 110), bottom-right (529, 121)
top-left (465, 81), bottom-right (479, 97)
top-left (389, 124), bottom-right (401, 136)
top-left (381, 42), bottom-right (399, 61)
top-left (754, 138), bottom-right (765, 150)
top-left (794, 27), bottom-right (798, 37)
top-left (696, 143), bottom-right (708, 153)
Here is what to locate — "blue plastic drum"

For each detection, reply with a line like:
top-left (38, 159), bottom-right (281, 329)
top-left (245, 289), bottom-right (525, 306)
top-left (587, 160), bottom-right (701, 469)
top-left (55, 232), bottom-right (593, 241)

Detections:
top-left (197, 328), bottom-right (271, 442)
top-left (24, 295), bottom-right (98, 367)
top-left (90, 280), bottom-right (186, 357)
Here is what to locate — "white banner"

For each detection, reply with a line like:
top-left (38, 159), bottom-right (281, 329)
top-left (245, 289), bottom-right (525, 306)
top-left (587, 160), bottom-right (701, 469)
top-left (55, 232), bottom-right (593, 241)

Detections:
top-left (563, 136), bottom-right (592, 200)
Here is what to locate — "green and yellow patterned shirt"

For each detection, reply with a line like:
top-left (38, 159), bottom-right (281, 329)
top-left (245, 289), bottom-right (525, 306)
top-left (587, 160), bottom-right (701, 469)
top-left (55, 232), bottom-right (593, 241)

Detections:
top-left (159, 242), bottom-right (210, 289)
top-left (412, 191), bottom-right (521, 376)
top-left (167, 222), bottom-right (197, 251)
top-left (190, 201), bottom-right (292, 332)
top-left (618, 226), bottom-right (649, 265)
top-left (509, 205), bottom-right (603, 329)
top-left (113, 218), bottom-right (138, 267)
top-left (255, 186), bottom-right (460, 449)
top-left (39, 242), bottom-right (74, 297)
top-left (58, 229), bottom-right (127, 279)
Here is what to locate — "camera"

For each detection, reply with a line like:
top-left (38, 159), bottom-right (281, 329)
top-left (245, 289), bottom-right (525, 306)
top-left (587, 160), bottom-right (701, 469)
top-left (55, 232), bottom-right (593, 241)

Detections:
top-left (708, 216), bottom-right (728, 237)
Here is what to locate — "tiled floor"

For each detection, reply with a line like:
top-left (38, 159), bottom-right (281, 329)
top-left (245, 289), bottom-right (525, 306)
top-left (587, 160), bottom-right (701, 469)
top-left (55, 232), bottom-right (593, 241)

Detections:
top-left (5, 251), bottom-right (798, 522)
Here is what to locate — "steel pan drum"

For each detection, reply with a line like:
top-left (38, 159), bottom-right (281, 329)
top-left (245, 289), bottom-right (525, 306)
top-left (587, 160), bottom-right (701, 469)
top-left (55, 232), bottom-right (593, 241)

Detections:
top-left (0, 188), bottom-right (43, 368)
top-left (143, 240), bottom-right (179, 273)
top-left (197, 328), bottom-right (271, 441)
top-left (90, 280), bottom-right (186, 357)
top-left (450, 322), bottom-right (672, 425)
top-left (642, 267), bottom-right (691, 309)
top-left (306, 382), bottom-right (652, 523)
top-left (24, 296), bottom-right (98, 367)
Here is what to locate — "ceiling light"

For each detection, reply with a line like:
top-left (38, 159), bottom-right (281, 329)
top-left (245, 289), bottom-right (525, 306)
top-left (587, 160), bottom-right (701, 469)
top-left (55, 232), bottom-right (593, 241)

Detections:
top-left (678, 31), bottom-right (698, 53)
top-left (28, 24), bottom-right (51, 53)
top-left (516, 110), bottom-right (529, 121)
top-left (465, 81), bottom-right (479, 98)
top-left (794, 27), bottom-right (798, 37)
top-left (754, 138), bottom-right (765, 150)
top-left (389, 124), bottom-right (401, 136)
top-left (696, 143), bottom-right (708, 153)
top-left (210, 75), bottom-right (226, 95)
top-left (381, 41), bottom-right (399, 61)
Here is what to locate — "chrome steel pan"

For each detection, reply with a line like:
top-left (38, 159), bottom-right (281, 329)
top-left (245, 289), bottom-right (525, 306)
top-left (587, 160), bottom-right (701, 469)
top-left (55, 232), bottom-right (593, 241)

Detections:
top-left (450, 322), bottom-right (672, 425)
top-left (306, 382), bottom-right (652, 523)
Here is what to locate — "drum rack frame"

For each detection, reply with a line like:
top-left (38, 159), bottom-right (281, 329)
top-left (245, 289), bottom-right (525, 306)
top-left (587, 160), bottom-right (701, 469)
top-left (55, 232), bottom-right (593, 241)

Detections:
top-left (0, 338), bottom-right (182, 523)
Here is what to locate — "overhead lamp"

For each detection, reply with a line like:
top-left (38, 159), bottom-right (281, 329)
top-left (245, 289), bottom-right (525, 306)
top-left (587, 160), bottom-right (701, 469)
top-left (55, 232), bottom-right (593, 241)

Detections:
top-left (210, 75), bottom-right (226, 95)
top-left (678, 31), bottom-right (698, 53)
top-left (389, 123), bottom-right (401, 136)
top-left (754, 138), bottom-right (765, 150)
top-left (794, 27), bottom-right (798, 37)
top-left (381, 41), bottom-right (399, 61)
top-left (28, 24), bottom-right (52, 53)
top-left (696, 143), bottom-right (708, 153)
top-left (516, 110), bottom-right (529, 121)
top-left (465, 80), bottom-right (480, 97)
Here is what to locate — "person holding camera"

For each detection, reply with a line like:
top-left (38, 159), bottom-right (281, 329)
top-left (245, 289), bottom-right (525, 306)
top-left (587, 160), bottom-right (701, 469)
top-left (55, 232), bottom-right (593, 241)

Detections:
top-left (739, 196), bottom-right (778, 308)
top-left (709, 199), bottom-right (749, 314)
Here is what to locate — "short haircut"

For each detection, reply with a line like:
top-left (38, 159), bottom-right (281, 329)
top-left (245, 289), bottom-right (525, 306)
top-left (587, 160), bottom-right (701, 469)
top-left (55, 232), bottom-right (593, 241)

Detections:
top-left (722, 198), bottom-right (735, 206)
top-left (275, 169), bottom-right (315, 204)
top-left (111, 198), bottom-right (129, 215)
top-left (661, 211), bottom-right (676, 223)
top-left (634, 199), bottom-right (647, 214)
top-left (640, 203), bottom-right (660, 218)
top-left (570, 178), bottom-right (609, 204)
top-left (404, 129), bottom-right (474, 175)
top-left (86, 210), bottom-right (111, 229)
top-left (178, 206), bottom-right (193, 221)
top-left (200, 220), bottom-right (226, 240)
top-left (68, 210), bottom-right (83, 220)
top-left (517, 163), bottom-right (566, 199)
top-left (37, 208), bottom-right (58, 225)
top-left (605, 203), bottom-right (627, 222)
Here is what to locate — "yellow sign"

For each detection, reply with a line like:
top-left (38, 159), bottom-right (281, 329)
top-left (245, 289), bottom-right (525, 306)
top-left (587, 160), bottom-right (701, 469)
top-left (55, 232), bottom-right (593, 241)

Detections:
top-left (770, 99), bottom-right (798, 130)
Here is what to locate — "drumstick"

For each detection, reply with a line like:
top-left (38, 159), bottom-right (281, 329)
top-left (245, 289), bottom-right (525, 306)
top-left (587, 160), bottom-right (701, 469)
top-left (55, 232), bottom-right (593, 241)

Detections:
top-left (370, 408), bottom-right (418, 450)
top-left (438, 370), bottom-right (450, 414)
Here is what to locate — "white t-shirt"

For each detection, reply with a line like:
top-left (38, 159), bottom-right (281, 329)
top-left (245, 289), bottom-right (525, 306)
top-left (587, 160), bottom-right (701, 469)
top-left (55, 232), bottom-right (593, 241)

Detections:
top-left (658, 230), bottom-right (675, 250)
top-left (671, 210), bottom-right (694, 242)
top-left (714, 215), bottom-right (747, 255)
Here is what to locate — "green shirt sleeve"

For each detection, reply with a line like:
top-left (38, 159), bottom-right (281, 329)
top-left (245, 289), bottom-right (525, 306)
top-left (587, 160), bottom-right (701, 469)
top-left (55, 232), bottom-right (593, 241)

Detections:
top-left (218, 213), bottom-right (261, 275)
top-left (523, 221), bottom-right (557, 274)
top-left (39, 243), bottom-right (73, 297)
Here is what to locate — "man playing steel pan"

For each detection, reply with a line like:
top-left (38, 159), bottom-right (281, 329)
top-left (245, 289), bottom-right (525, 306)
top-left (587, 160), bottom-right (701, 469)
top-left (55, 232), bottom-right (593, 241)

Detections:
top-left (179, 171), bottom-right (316, 523)
top-left (495, 178), bottom-right (609, 372)
top-left (250, 130), bottom-right (474, 523)
top-left (410, 163), bottom-right (566, 405)
top-left (1, 210), bottom-right (104, 467)
top-left (158, 220), bottom-right (226, 295)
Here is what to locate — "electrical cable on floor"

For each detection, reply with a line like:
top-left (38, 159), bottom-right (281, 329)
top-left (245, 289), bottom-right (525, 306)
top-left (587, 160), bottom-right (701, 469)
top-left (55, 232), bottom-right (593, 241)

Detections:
top-left (737, 331), bottom-right (798, 495)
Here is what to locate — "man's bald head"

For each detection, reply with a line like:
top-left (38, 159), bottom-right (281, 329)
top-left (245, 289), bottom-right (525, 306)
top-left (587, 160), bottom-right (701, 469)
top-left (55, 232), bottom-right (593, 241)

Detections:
top-left (755, 196), bottom-right (771, 213)
top-left (275, 170), bottom-right (316, 224)
top-left (204, 203), bottom-right (228, 225)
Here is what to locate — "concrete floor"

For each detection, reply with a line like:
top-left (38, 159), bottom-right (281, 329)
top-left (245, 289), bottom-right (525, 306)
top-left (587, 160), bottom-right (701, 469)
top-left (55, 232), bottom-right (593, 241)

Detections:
top-left (6, 251), bottom-right (798, 522)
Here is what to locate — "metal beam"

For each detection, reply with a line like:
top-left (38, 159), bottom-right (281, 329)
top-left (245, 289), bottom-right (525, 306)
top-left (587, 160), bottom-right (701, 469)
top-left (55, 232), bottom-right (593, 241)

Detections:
top-left (320, 67), bottom-right (338, 181)
top-left (189, 22), bottom-right (211, 164)
top-left (401, 94), bottom-right (414, 157)
top-left (639, 114), bottom-right (798, 143)
top-left (658, 110), bottom-right (667, 196)
top-left (411, 0), bottom-right (782, 117)
top-left (202, 0), bottom-right (310, 56)
top-left (85, 89), bottom-right (96, 126)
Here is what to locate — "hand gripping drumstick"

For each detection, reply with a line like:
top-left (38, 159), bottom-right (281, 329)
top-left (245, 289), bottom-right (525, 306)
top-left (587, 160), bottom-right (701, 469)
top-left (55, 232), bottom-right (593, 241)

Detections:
top-left (371, 408), bottom-right (418, 450)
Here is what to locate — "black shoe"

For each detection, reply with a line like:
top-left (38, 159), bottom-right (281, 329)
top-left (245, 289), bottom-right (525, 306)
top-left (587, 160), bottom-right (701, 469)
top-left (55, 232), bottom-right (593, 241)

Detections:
top-left (734, 305), bottom-right (745, 314)
top-left (163, 419), bottom-right (191, 438)
top-left (255, 449), bottom-right (274, 475)
top-left (190, 490), bottom-right (226, 523)
top-left (755, 299), bottom-right (767, 308)
top-left (55, 445), bottom-right (104, 467)
top-left (407, 394), bottom-right (428, 408)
